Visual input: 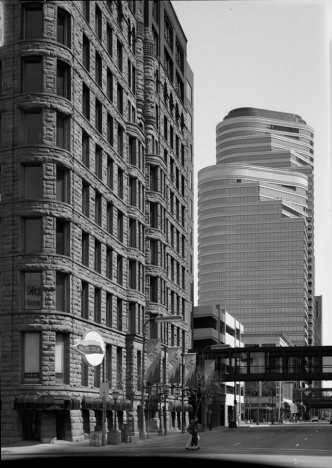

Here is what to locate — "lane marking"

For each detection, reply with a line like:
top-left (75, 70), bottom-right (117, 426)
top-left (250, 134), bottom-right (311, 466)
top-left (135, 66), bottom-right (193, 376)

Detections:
top-left (304, 438), bottom-right (307, 440)
top-left (234, 442), bottom-right (241, 445)
top-left (256, 437), bottom-right (261, 439)
top-left (295, 444), bottom-right (299, 447)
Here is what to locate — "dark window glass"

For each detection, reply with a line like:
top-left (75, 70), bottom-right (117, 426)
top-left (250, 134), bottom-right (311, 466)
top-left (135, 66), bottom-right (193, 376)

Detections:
top-left (24, 218), bottom-right (42, 253)
top-left (57, 60), bottom-right (71, 100)
top-left (83, 34), bottom-right (90, 71)
top-left (82, 131), bottom-right (90, 167)
top-left (82, 232), bottom-right (89, 267)
top-left (95, 5), bottom-right (102, 40)
top-left (95, 52), bottom-right (102, 87)
top-left (57, 7), bottom-right (71, 48)
top-left (95, 99), bottom-right (102, 133)
top-left (117, 83), bottom-right (123, 115)
top-left (56, 166), bottom-right (69, 203)
top-left (117, 124), bottom-right (124, 157)
top-left (23, 4), bottom-right (43, 39)
top-left (107, 69), bottom-right (113, 101)
top-left (56, 272), bottom-right (69, 312)
top-left (82, 1), bottom-right (90, 23)
top-left (24, 166), bottom-right (42, 199)
top-left (117, 40), bottom-right (123, 71)
top-left (56, 114), bottom-right (70, 150)
top-left (82, 84), bottom-right (90, 120)
top-left (25, 111), bottom-right (42, 145)
top-left (22, 57), bottom-right (42, 93)
top-left (107, 114), bottom-right (113, 146)
top-left (56, 218), bottom-right (70, 256)
top-left (107, 24), bottom-right (113, 56)
top-left (94, 288), bottom-right (101, 323)
top-left (22, 332), bottom-right (41, 383)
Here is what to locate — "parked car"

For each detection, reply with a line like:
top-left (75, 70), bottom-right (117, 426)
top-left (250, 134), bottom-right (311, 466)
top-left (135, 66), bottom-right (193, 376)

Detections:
top-left (311, 416), bottom-right (319, 422)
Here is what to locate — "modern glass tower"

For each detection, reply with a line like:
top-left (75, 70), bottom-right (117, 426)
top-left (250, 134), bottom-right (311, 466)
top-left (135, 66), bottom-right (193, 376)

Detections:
top-left (198, 108), bottom-right (314, 346)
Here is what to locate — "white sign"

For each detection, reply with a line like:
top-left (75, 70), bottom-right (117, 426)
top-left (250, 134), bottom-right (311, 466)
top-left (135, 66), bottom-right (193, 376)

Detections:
top-left (73, 330), bottom-right (105, 366)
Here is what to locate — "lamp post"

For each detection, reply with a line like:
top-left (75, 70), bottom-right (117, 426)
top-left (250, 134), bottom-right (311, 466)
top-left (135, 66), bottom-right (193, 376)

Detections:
top-left (139, 314), bottom-right (183, 440)
top-left (112, 389), bottom-right (119, 433)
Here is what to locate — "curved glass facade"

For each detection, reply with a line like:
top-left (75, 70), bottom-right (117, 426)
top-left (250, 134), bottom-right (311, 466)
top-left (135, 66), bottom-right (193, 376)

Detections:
top-left (198, 108), bottom-right (315, 346)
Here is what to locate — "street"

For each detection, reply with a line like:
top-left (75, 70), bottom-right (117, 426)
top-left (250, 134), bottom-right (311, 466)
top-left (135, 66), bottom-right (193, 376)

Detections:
top-left (2, 423), bottom-right (332, 468)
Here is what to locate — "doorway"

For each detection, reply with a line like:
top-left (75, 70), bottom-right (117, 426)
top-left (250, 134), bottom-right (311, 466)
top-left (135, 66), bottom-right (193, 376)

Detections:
top-left (22, 410), bottom-right (41, 441)
top-left (220, 406), bottom-right (225, 426)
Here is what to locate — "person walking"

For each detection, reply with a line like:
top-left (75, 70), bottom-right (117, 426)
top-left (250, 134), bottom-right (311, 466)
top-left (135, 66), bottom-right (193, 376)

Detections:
top-left (185, 420), bottom-right (193, 449)
top-left (186, 416), bottom-right (200, 450)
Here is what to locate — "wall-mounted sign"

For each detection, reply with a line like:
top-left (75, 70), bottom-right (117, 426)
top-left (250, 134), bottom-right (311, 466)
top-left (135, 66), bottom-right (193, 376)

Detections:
top-left (73, 330), bottom-right (105, 366)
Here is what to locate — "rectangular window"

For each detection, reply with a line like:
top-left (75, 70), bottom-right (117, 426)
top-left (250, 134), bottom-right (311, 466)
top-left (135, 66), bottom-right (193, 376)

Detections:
top-left (56, 166), bottom-right (69, 203)
top-left (106, 248), bottom-right (113, 279)
top-left (24, 165), bottom-right (42, 199)
top-left (95, 99), bottom-right (102, 134)
top-left (56, 218), bottom-right (70, 256)
top-left (22, 332), bottom-right (41, 383)
top-left (117, 124), bottom-right (124, 157)
top-left (117, 299), bottom-right (123, 332)
top-left (24, 111), bottom-right (42, 145)
top-left (82, 1), bottom-right (90, 23)
top-left (22, 3), bottom-right (43, 39)
top-left (106, 344), bottom-right (112, 384)
top-left (56, 272), bottom-right (70, 312)
top-left (106, 294), bottom-right (112, 328)
top-left (137, 350), bottom-right (142, 388)
top-left (150, 203), bottom-right (158, 229)
top-left (94, 364), bottom-right (101, 388)
top-left (22, 56), bottom-right (42, 93)
top-left (57, 7), bottom-right (71, 48)
top-left (24, 218), bottom-right (42, 253)
top-left (118, 168), bottom-right (124, 199)
top-left (55, 333), bottom-right (69, 384)
top-left (82, 84), bottom-right (90, 120)
top-left (107, 113), bottom-right (114, 146)
top-left (164, 49), bottom-right (173, 81)
top-left (117, 83), bottom-right (123, 115)
top-left (117, 40), bottom-right (123, 72)
top-left (95, 4), bottom-right (102, 40)
top-left (150, 277), bottom-right (158, 303)
top-left (82, 131), bottom-right (90, 167)
top-left (150, 239), bottom-right (158, 266)
top-left (117, 210), bottom-right (124, 242)
top-left (82, 181), bottom-right (89, 217)
top-left (57, 60), bottom-right (71, 99)
top-left (107, 203), bottom-right (113, 234)
top-left (128, 302), bottom-right (135, 333)
top-left (95, 145), bottom-right (103, 179)
top-left (129, 177), bottom-right (137, 206)
top-left (95, 239), bottom-right (101, 273)
top-left (128, 136), bottom-right (136, 166)
top-left (117, 255), bottom-right (123, 285)
top-left (83, 34), bottom-right (90, 71)
top-left (107, 157), bottom-right (114, 189)
top-left (186, 81), bottom-right (192, 104)
top-left (128, 260), bottom-right (136, 289)
top-left (187, 111), bottom-right (192, 134)
top-left (94, 288), bottom-right (101, 323)
top-left (81, 281), bottom-right (89, 318)
top-left (81, 360), bottom-right (89, 386)
top-left (129, 218), bottom-right (136, 248)
top-left (107, 69), bottom-right (113, 101)
top-left (24, 272), bottom-right (42, 310)
top-left (117, 347), bottom-right (122, 387)
top-left (107, 24), bottom-right (113, 56)
top-left (95, 51), bottom-right (102, 87)
top-left (56, 113), bottom-right (70, 150)
top-left (94, 190), bottom-right (102, 225)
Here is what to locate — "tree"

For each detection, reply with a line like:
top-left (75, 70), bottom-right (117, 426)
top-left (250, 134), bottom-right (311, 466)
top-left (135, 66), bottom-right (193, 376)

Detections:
top-left (187, 363), bottom-right (225, 429)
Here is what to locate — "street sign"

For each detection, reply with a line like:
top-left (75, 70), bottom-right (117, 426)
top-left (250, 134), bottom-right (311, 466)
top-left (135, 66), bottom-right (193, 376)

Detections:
top-left (73, 330), bottom-right (105, 366)
top-left (100, 382), bottom-right (109, 398)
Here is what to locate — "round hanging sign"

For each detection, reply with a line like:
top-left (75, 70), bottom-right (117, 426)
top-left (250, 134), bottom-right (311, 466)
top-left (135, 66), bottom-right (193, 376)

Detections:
top-left (73, 330), bottom-right (105, 366)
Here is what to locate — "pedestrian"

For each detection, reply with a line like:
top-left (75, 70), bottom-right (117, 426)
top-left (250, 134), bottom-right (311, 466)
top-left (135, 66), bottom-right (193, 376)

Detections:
top-left (188, 416), bottom-right (200, 450)
top-left (185, 420), bottom-right (193, 449)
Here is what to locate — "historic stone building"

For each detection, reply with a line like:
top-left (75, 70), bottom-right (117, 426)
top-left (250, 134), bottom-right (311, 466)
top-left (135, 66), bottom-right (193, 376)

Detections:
top-left (0, 0), bottom-right (194, 444)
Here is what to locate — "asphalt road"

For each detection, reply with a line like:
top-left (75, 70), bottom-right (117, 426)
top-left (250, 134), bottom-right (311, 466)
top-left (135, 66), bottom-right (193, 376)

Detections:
top-left (2, 423), bottom-right (332, 468)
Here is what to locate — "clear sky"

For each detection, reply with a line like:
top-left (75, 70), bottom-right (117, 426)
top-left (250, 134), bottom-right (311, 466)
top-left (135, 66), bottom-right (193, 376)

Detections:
top-left (172, 0), bottom-right (332, 345)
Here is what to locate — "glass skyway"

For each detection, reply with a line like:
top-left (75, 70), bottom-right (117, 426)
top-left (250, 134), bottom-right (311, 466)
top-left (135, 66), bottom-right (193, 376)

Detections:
top-left (207, 346), bottom-right (332, 382)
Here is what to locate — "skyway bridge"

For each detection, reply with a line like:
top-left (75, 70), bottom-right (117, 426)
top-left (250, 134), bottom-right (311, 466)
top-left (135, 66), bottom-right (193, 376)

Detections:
top-left (203, 345), bottom-right (332, 382)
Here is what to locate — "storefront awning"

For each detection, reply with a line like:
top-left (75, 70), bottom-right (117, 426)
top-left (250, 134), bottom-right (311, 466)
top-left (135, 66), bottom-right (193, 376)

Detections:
top-left (82, 396), bottom-right (132, 411)
top-left (14, 395), bottom-right (80, 411)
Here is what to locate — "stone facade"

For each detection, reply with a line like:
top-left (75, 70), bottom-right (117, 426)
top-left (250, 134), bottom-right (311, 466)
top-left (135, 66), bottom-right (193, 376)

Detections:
top-left (0, 1), bottom-right (194, 444)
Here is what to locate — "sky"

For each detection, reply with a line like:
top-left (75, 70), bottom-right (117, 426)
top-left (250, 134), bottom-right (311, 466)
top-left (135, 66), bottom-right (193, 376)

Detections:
top-left (171, 0), bottom-right (332, 345)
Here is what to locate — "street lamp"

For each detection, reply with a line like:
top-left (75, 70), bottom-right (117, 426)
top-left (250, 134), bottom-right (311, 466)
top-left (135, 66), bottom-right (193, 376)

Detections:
top-left (139, 314), bottom-right (183, 440)
top-left (112, 389), bottom-right (119, 433)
